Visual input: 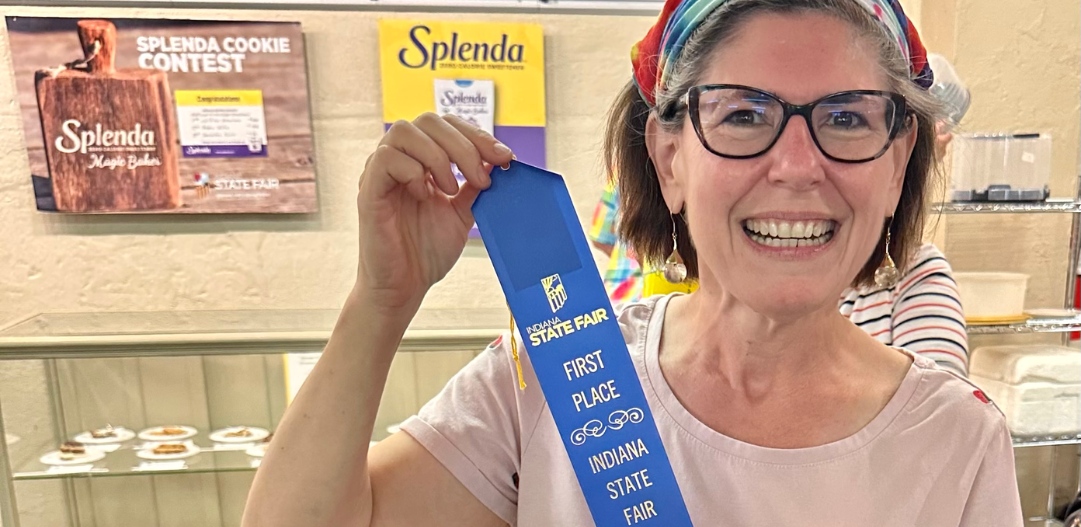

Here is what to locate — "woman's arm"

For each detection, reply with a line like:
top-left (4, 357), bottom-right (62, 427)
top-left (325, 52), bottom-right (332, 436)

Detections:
top-left (244, 293), bottom-right (507, 527)
top-left (242, 113), bottom-right (513, 527)
top-left (957, 422), bottom-right (1024, 526)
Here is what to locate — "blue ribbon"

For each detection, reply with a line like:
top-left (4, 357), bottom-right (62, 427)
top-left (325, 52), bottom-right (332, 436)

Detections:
top-left (473, 161), bottom-right (693, 527)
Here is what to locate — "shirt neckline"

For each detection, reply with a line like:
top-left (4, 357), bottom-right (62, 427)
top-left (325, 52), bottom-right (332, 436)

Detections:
top-left (641, 293), bottom-right (925, 466)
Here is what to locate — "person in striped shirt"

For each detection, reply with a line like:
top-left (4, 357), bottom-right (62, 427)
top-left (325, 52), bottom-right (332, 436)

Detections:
top-left (840, 243), bottom-right (969, 376)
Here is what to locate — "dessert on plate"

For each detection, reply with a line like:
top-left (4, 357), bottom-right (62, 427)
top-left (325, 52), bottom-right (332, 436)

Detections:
top-left (151, 443), bottom-right (188, 456)
top-left (58, 441), bottom-right (86, 460)
top-left (150, 426), bottom-right (187, 437)
top-left (89, 425), bottom-right (116, 439)
top-left (223, 426), bottom-right (253, 439)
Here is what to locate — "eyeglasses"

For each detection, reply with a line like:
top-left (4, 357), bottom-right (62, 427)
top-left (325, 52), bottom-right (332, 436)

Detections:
top-left (675, 85), bottom-right (910, 163)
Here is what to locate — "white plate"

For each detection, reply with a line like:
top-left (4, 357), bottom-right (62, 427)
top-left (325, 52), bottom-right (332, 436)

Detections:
top-left (209, 426), bottom-right (269, 444)
top-left (136, 443), bottom-right (201, 461)
top-left (245, 443), bottom-right (269, 458)
top-left (74, 427), bottom-right (136, 445)
top-left (138, 426), bottom-right (197, 442)
top-left (40, 450), bottom-right (106, 466)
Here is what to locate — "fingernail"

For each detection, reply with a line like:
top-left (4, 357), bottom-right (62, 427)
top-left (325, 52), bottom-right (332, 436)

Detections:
top-left (493, 142), bottom-right (512, 156)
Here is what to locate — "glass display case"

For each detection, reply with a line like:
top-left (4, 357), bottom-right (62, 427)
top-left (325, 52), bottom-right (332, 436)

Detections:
top-left (0, 308), bottom-right (506, 527)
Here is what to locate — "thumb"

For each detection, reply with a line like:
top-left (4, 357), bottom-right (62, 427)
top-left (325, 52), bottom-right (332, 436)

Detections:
top-left (452, 179), bottom-right (483, 230)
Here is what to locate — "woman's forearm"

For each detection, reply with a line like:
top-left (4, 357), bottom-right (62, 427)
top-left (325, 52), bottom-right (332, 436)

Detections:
top-left (242, 287), bottom-right (415, 527)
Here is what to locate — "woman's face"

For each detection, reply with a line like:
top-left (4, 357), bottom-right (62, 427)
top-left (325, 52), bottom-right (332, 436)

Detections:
top-left (649, 12), bottom-right (916, 319)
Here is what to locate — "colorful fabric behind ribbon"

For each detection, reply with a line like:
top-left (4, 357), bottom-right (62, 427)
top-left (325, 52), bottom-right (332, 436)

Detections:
top-left (631, 0), bottom-right (933, 106)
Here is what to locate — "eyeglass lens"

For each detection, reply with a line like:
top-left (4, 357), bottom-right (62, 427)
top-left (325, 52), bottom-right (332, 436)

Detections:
top-left (695, 87), bottom-right (898, 161)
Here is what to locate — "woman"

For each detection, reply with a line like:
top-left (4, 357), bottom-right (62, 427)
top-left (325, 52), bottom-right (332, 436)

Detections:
top-left (243, 0), bottom-right (1022, 525)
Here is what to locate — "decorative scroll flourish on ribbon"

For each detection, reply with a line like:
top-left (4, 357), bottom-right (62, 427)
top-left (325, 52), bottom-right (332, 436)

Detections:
top-left (570, 408), bottom-right (646, 446)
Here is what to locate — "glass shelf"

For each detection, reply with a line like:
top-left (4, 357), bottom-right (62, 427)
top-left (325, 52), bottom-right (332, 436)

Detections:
top-left (0, 308), bottom-right (509, 359)
top-left (967, 313), bottom-right (1081, 334)
top-left (15, 444), bottom-right (259, 482)
top-left (13, 428), bottom-right (396, 481)
top-left (933, 199), bottom-right (1081, 214)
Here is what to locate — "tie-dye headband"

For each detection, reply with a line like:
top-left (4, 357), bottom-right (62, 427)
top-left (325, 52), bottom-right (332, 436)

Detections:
top-left (631, 0), bottom-right (934, 107)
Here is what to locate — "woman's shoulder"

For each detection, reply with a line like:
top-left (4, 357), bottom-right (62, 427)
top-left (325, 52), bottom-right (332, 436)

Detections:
top-left (909, 242), bottom-right (947, 265)
top-left (902, 352), bottom-right (1009, 438)
top-left (613, 294), bottom-right (667, 353)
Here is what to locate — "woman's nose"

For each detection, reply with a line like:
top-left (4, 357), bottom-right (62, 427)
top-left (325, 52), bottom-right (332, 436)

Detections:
top-left (765, 115), bottom-right (827, 190)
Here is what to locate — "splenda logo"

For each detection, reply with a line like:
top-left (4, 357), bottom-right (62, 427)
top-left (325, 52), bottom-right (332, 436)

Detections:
top-left (55, 120), bottom-right (156, 155)
top-left (399, 25), bottom-right (524, 71)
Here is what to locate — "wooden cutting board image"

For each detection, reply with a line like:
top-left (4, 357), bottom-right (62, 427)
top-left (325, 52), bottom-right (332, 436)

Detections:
top-left (34, 19), bottom-right (181, 212)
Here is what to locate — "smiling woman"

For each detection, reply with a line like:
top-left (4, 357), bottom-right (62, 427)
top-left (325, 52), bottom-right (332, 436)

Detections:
top-left (243, 1), bottom-right (1024, 526)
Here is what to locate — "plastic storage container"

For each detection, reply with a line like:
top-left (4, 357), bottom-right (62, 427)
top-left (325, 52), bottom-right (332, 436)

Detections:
top-left (954, 272), bottom-right (1029, 320)
top-left (950, 133), bottom-right (1052, 201)
top-left (970, 345), bottom-right (1081, 437)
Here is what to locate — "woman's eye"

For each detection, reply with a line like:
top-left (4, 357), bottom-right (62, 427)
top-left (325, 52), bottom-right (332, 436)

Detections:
top-left (824, 111), bottom-right (868, 129)
top-left (722, 109), bottom-right (768, 126)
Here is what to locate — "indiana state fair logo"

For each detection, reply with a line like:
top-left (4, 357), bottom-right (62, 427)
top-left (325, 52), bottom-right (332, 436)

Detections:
top-left (542, 274), bottom-right (567, 313)
top-left (193, 172), bottom-right (212, 199)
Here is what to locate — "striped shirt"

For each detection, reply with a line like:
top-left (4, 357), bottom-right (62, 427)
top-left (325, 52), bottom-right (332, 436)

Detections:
top-left (839, 243), bottom-right (969, 376)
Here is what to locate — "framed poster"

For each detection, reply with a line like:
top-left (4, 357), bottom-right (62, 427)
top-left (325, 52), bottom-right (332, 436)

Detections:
top-left (378, 19), bottom-right (546, 168)
top-left (6, 17), bottom-right (318, 213)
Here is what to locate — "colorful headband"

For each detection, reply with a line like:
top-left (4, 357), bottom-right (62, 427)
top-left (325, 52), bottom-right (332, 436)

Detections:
top-left (631, 0), bottom-right (934, 107)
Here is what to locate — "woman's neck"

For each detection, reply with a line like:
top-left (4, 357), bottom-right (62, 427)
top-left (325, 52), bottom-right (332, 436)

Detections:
top-left (663, 287), bottom-right (865, 400)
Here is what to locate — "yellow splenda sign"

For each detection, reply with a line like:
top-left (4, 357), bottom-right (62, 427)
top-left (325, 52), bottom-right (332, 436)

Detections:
top-left (378, 19), bottom-right (546, 128)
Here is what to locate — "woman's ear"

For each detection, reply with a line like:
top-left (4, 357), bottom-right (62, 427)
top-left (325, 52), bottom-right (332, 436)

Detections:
top-left (884, 115), bottom-right (919, 213)
top-left (645, 113), bottom-right (685, 213)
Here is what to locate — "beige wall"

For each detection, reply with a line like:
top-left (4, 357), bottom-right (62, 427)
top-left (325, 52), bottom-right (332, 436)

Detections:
top-left (921, 0), bottom-right (1081, 522)
top-left (0, 1), bottom-right (1077, 526)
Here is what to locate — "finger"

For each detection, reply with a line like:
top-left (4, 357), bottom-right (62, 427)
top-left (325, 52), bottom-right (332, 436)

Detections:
top-left (442, 114), bottom-right (514, 169)
top-left (413, 113), bottom-right (492, 190)
top-left (382, 119), bottom-right (459, 196)
top-left (364, 144), bottom-right (430, 202)
top-left (451, 180), bottom-right (483, 229)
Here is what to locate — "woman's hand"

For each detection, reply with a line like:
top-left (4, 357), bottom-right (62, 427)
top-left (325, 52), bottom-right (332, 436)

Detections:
top-left (354, 113), bottom-right (513, 314)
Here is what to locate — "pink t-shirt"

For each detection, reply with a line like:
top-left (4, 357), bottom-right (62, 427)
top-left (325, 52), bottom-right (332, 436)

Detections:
top-left (402, 294), bottom-right (1023, 526)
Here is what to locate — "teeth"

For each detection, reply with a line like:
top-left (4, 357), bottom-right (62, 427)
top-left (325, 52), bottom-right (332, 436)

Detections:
top-left (744, 219), bottom-right (834, 240)
top-left (750, 232), bottom-right (834, 248)
top-left (746, 222), bottom-right (835, 248)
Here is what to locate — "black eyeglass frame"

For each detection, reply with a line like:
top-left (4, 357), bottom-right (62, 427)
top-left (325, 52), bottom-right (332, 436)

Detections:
top-left (675, 84), bottom-right (911, 164)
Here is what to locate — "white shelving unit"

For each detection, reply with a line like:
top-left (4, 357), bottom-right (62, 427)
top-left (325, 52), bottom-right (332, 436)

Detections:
top-left (938, 186), bottom-right (1081, 526)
